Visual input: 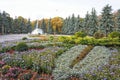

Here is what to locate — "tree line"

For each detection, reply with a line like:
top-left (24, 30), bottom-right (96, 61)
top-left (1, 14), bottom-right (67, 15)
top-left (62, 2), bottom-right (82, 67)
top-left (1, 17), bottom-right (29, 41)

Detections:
top-left (0, 11), bottom-right (33, 34)
top-left (0, 4), bottom-right (120, 35)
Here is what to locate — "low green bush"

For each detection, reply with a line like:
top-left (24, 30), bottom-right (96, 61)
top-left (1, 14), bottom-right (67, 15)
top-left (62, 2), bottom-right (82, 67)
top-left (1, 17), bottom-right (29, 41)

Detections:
top-left (108, 31), bottom-right (120, 38)
top-left (93, 31), bottom-right (105, 39)
top-left (15, 42), bottom-right (28, 51)
top-left (22, 37), bottom-right (28, 40)
top-left (29, 45), bottom-right (45, 49)
top-left (58, 36), bottom-right (73, 44)
top-left (49, 36), bottom-right (54, 41)
top-left (75, 31), bottom-right (87, 38)
top-left (0, 47), bottom-right (11, 53)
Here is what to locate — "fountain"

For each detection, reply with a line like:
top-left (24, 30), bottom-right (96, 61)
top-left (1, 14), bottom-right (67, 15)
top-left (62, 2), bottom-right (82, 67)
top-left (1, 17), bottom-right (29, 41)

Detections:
top-left (31, 20), bottom-right (43, 35)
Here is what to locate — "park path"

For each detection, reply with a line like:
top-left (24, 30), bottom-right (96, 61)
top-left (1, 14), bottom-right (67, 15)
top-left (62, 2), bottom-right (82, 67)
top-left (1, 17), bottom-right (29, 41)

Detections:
top-left (0, 34), bottom-right (28, 43)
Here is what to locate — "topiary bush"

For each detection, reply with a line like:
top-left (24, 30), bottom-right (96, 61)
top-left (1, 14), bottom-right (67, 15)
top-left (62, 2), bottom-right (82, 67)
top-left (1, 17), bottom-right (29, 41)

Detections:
top-left (93, 31), bottom-right (105, 39)
top-left (49, 36), bottom-right (54, 42)
top-left (22, 37), bottom-right (28, 40)
top-left (15, 42), bottom-right (28, 51)
top-left (108, 31), bottom-right (120, 38)
top-left (74, 31), bottom-right (87, 38)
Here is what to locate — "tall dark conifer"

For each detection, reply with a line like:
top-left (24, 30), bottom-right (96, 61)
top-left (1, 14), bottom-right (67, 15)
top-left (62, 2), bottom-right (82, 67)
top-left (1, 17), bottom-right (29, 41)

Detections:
top-left (83, 11), bottom-right (91, 34)
top-left (99, 4), bottom-right (115, 35)
top-left (89, 8), bottom-right (98, 35)
top-left (116, 9), bottom-right (120, 32)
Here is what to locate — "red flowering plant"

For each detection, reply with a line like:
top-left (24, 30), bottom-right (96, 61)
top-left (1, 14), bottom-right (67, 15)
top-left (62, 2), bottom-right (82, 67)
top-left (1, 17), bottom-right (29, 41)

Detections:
top-left (0, 61), bottom-right (5, 68)
top-left (5, 67), bottom-right (22, 79)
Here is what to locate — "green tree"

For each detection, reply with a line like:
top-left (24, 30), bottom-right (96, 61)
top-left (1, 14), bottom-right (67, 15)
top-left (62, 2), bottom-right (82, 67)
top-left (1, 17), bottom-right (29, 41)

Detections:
top-left (0, 12), bottom-right (2, 34)
top-left (74, 15), bottom-right (81, 33)
top-left (2, 11), bottom-right (10, 34)
top-left (41, 19), bottom-right (46, 33)
top-left (47, 18), bottom-right (53, 34)
top-left (13, 17), bottom-right (19, 33)
top-left (17, 16), bottom-right (27, 33)
top-left (62, 17), bottom-right (69, 34)
top-left (99, 4), bottom-right (115, 35)
top-left (88, 8), bottom-right (98, 35)
top-left (26, 19), bottom-right (32, 33)
top-left (116, 9), bottom-right (120, 32)
top-left (69, 14), bottom-right (76, 34)
top-left (83, 11), bottom-right (91, 34)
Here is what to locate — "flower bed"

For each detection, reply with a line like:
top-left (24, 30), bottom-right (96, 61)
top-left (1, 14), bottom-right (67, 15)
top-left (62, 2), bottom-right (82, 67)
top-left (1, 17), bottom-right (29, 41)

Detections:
top-left (70, 45), bottom-right (94, 68)
top-left (52, 45), bottom-right (111, 80)
top-left (73, 46), bottom-right (111, 73)
top-left (52, 45), bottom-right (87, 80)
top-left (0, 45), bottom-right (64, 79)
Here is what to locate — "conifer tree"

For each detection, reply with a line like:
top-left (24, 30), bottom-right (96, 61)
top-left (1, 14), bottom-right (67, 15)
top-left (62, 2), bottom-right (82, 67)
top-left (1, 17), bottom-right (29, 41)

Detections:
top-left (62, 18), bottom-right (69, 34)
top-left (116, 9), bottom-right (120, 32)
top-left (26, 19), bottom-right (32, 33)
top-left (74, 15), bottom-right (81, 32)
top-left (83, 11), bottom-right (91, 34)
top-left (47, 19), bottom-right (53, 34)
top-left (89, 8), bottom-right (98, 35)
top-left (41, 19), bottom-right (46, 33)
top-left (0, 12), bottom-right (2, 34)
top-left (99, 4), bottom-right (115, 35)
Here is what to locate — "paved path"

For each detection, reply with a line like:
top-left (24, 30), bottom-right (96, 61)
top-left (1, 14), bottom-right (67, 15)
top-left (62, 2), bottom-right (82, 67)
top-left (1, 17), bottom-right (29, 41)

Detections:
top-left (0, 34), bottom-right (29, 43)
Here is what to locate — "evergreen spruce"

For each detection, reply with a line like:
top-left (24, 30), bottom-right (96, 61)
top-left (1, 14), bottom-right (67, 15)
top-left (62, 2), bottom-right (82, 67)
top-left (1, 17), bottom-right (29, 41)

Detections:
top-left (116, 9), bottom-right (120, 32)
top-left (47, 18), bottom-right (53, 34)
top-left (0, 12), bottom-right (2, 34)
top-left (99, 4), bottom-right (115, 35)
top-left (89, 8), bottom-right (98, 36)
top-left (41, 19), bottom-right (46, 33)
top-left (74, 15), bottom-right (81, 33)
top-left (26, 19), bottom-right (32, 33)
top-left (83, 11), bottom-right (91, 34)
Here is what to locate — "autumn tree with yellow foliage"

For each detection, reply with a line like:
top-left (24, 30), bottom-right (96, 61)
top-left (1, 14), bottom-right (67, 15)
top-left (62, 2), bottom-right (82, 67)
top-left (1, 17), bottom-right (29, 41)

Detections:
top-left (51, 17), bottom-right (63, 34)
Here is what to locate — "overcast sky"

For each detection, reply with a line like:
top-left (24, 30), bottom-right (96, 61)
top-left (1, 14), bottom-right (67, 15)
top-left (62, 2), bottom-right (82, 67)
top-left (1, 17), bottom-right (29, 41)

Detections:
top-left (0, 0), bottom-right (120, 20)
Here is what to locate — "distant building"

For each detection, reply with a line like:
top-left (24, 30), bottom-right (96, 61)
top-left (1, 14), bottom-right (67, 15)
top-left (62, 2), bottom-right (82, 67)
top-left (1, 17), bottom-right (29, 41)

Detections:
top-left (31, 20), bottom-right (43, 35)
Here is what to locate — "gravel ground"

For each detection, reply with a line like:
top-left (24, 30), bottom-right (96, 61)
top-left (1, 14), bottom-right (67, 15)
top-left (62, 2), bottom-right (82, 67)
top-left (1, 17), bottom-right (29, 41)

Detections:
top-left (0, 34), bottom-right (29, 43)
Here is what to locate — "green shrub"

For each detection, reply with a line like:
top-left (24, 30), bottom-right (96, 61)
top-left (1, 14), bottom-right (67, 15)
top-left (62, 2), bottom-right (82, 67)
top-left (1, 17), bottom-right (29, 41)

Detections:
top-left (58, 36), bottom-right (67, 42)
top-left (93, 31), bottom-right (105, 39)
top-left (49, 36), bottom-right (54, 41)
top-left (108, 31), bottom-right (120, 38)
top-left (29, 45), bottom-right (45, 49)
top-left (75, 31), bottom-right (87, 38)
top-left (15, 42), bottom-right (28, 51)
top-left (58, 36), bottom-right (72, 43)
top-left (55, 49), bottom-right (66, 58)
top-left (0, 47), bottom-right (11, 53)
top-left (22, 37), bottom-right (28, 40)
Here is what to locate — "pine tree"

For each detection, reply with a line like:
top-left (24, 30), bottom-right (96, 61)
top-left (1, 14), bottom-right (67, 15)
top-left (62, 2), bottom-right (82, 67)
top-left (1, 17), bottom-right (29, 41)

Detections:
top-left (116, 9), bottom-right (120, 32)
top-left (41, 19), bottom-right (46, 33)
top-left (47, 19), bottom-right (53, 34)
top-left (99, 4), bottom-right (115, 35)
top-left (13, 17), bottom-right (19, 33)
top-left (17, 16), bottom-right (26, 33)
top-left (7, 17), bottom-right (13, 33)
top-left (83, 11), bottom-right (91, 34)
top-left (66, 14), bottom-right (77, 34)
top-left (62, 18), bottom-right (68, 34)
top-left (74, 15), bottom-right (81, 32)
top-left (0, 12), bottom-right (2, 34)
top-left (26, 19), bottom-right (32, 33)
top-left (2, 11), bottom-right (10, 34)
top-left (89, 8), bottom-right (98, 35)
